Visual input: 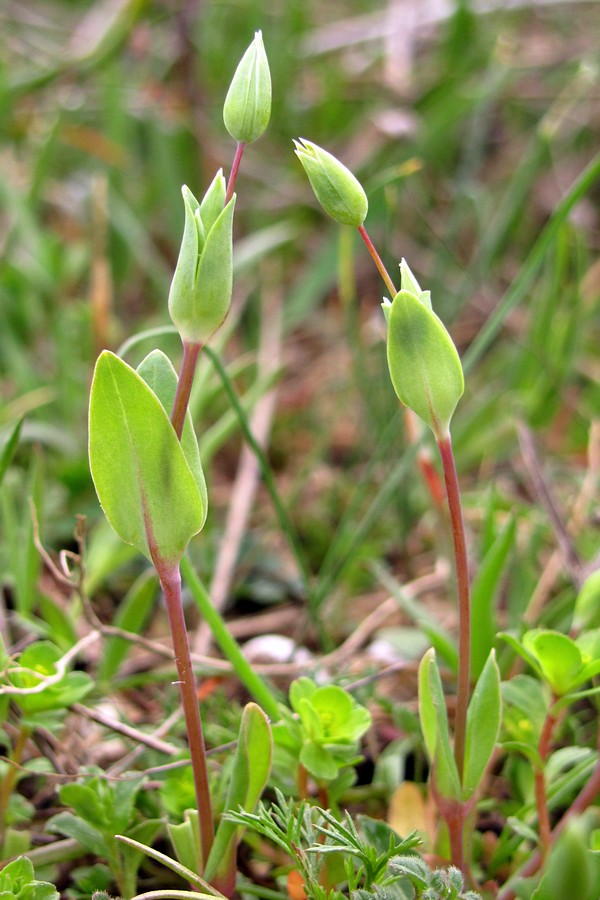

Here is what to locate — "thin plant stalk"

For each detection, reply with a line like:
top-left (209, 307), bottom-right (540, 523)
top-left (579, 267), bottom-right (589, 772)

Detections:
top-left (180, 555), bottom-right (281, 721)
top-left (171, 340), bottom-right (202, 439)
top-left (155, 559), bottom-right (214, 867)
top-left (357, 224), bottom-right (397, 297)
top-left (226, 142), bottom-right (245, 204)
top-left (437, 433), bottom-right (471, 782)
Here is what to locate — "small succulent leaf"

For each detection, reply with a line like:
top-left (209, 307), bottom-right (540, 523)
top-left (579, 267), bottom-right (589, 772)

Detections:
top-left (204, 703), bottom-right (272, 894)
top-left (463, 650), bottom-right (501, 798)
top-left (575, 629), bottom-right (600, 684)
top-left (310, 686), bottom-right (353, 737)
top-left (136, 350), bottom-right (207, 529)
top-left (289, 676), bottom-right (317, 712)
top-left (299, 741), bottom-right (339, 781)
top-left (418, 649), bottom-right (461, 800)
top-left (168, 813), bottom-right (201, 875)
top-left (89, 351), bottom-right (204, 564)
top-left (294, 139), bottom-right (368, 227)
top-left (199, 168), bottom-right (227, 234)
top-left (223, 31), bottom-right (271, 144)
top-left (498, 632), bottom-right (543, 677)
top-left (386, 290), bottom-right (464, 439)
top-left (524, 630), bottom-right (583, 695)
top-left (297, 697), bottom-right (325, 742)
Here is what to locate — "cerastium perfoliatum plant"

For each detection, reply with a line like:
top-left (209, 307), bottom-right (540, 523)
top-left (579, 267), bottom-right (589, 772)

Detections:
top-left (296, 142), bottom-right (502, 874)
top-left (88, 32), bottom-right (272, 898)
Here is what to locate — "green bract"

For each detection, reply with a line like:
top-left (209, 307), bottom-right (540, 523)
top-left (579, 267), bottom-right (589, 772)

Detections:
top-left (385, 279), bottom-right (464, 439)
top-left (294, 139), bottom-right (368, 227)
top-left (168, 177), bottom-right (235, 345)
top-left (223, 31), bottom-right (271, 144)
top-left (88, 351), bottom-right (206, 565)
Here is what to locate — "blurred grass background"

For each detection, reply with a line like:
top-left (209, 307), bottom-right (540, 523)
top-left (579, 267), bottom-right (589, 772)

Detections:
top-left (0, 0), bottom-right (599, 646)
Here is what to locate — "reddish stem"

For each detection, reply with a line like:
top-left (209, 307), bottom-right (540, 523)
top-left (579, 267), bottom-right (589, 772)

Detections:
top-left (437, 433), bottom-right (471, 783)
top-left (535, 707), bottom-right (557, 860)
top-left (357, 224), bottom-right (397, 297)
top-left (157, 560), bottom-right (214, 867)
top-left (171, 340), bottom-right (202, 439)
top-left (226, 142), bottom-right (245, 205)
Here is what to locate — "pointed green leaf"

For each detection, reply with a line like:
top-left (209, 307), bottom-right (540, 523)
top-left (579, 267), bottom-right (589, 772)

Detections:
top-left (88, 351), bottom-right (204, 564)
top-left (463, 650), bottom-right (501, 798)
top-left (136, 349), bottom-right (207, 528)
top-left (204, 703), bottom-right (272, 894)
top-left (386, 290), bottom-right (464, 439)
top-left (418, 649), bottom-right (461, 800)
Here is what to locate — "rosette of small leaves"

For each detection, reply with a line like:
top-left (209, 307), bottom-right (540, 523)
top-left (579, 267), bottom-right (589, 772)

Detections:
top-left (274, 677), bottom-right (372, 782)
top-left (0, 856), bottom-right (59, 900)
top-left (383, 260), bottom-right (464, 441)
top-left (294, 139), bottom-right (368, 227)
top-left (168, 174), bottom-right (235, 345)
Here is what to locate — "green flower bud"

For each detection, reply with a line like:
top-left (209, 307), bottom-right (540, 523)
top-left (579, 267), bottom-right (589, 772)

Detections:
top-left (294, 138), bottom-right (368, 227)
top-left (168, 174), bottom-right (236, 344)
top-left (223, 31), bottom-right (271, 144)
top-left (385, 270), bottom-right (464, 439)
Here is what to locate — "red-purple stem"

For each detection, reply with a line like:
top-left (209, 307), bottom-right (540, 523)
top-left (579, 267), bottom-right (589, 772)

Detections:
top-left (437, 433), bottom-right (471, 783)
top-left (171, 340), bottom-right (202, 439)
top-left (153, 559), bottom-right (214, 867)
top-left (226, 142), bottom-right (245, 205)
top-left (357, 224), bottom-right (397, 297)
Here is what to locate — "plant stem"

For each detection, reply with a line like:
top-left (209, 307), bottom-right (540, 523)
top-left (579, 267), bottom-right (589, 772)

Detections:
top-left (535, 706), bottom-right (557, 860)
top-left (157, 560), bottom-right (214, 868)
top-left (357, 224), bottom-right (397, 297)
top-left (226, 142), bottom-right (245, 204)
top-left (0, 725), bottom-right (30, 847)
top-left (180, 555), bottom-right (281, 721)
top-left (437, 433), bottom-right (471, 782)
top-left (171, 340), bottom-right (202, 439)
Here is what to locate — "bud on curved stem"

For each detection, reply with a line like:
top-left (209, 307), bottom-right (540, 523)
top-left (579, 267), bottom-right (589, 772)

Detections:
top-left (294, 138), bottom-right (368, 227)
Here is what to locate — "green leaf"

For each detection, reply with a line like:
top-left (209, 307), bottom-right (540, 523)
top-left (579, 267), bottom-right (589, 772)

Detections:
top-left (299, 741), bottom-right (338, 781)
top-left (470, 516), bottom-right (516, 679)
top-left (136, 349), bottom-right (207, 527)
top-left (418, 649), bottom-right (461, 800)
top-left (204, 703), bottom-right (272, 895)
top-left (386, 290), bottom-right (464, 439)
top-left (88, 351), bottom-right (205, 564)
top-left (463, 650), bottom-right (501, 798)
top-left (524, 630), bottom-right (583, 695)
top-left (46, 812), bottom-right (110, 861)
